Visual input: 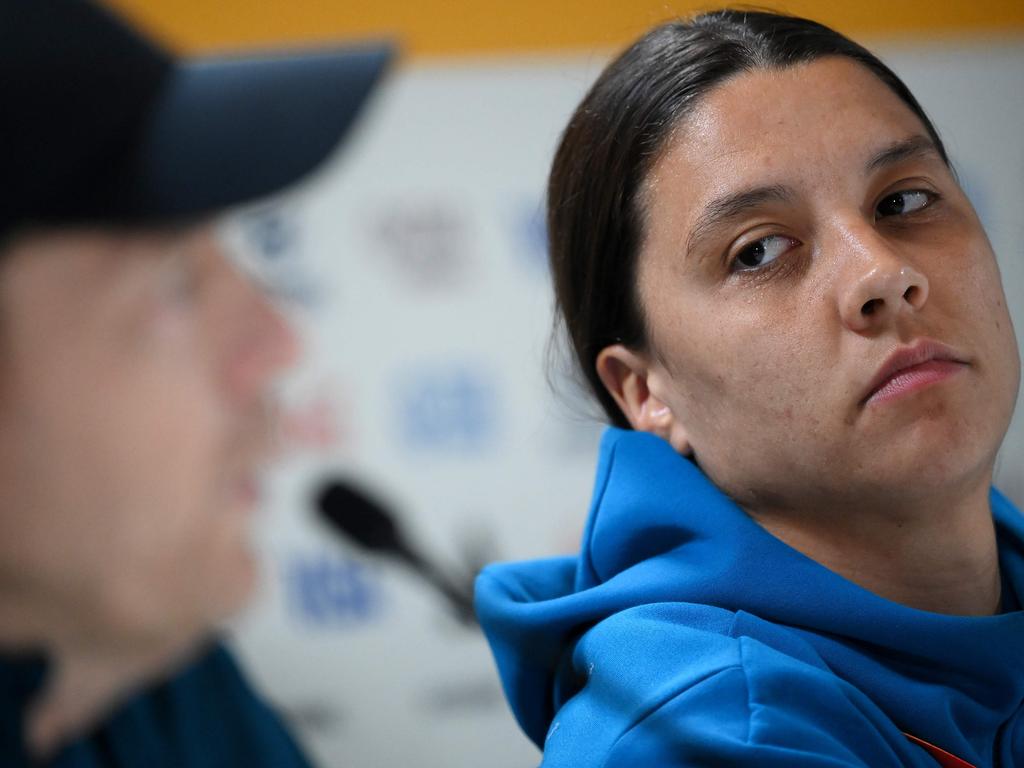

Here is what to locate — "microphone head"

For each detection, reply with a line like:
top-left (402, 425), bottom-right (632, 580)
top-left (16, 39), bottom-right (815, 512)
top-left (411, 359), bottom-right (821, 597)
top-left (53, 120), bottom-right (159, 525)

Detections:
top-left (314, 477), bottom-right (478, 626)
top-left (315, 480), bottom-right (403, 554)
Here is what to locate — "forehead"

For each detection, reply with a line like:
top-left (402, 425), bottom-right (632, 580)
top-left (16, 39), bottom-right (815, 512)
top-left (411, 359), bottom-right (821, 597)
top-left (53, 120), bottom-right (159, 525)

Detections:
top-left (643, 57), bottom-right (929, 226)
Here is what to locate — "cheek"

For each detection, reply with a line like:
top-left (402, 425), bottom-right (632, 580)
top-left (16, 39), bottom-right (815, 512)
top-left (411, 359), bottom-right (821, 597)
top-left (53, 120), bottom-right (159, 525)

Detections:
top-left (933, 243), bottom-right (1020, 408)
top-left (3, 338), bottom-right (250, 639)
top-left (655, 294), bottom-right (846, 502)
top-left (971, 270), bottom-right (1020, 433)
top-left (663, 300), bottom-right (831, 441)
top-left (980, 279), bottom-right (1020, 391)
top-left (97, 368), bottom-right (251, 620)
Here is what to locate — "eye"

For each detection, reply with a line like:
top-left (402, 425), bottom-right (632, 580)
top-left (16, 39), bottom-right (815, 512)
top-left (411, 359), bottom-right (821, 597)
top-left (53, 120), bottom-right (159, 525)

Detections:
top-left (875, 189), bottom-right (934, 218)
top-left (731, 234), bottom-right (797, 272)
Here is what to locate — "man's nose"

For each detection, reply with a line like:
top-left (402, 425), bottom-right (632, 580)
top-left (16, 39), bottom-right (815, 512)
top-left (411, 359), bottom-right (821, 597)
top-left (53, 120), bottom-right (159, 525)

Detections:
top-left (836, 227), bottom-right (929, 334)
top-left (224, 280), bottom-right (303, 402)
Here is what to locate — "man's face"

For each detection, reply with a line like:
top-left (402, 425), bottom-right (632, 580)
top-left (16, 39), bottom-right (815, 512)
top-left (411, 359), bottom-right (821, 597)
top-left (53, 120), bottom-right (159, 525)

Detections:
top-left (0, 223), bottom-right (299, 650)
top-left (624, 57), bottom-right (1019, 516)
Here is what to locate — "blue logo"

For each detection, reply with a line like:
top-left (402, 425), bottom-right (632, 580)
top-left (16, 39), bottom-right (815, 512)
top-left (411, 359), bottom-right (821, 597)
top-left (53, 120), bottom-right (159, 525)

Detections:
top-left (514, 198), bottom-right (549, 272)
top-left (243, 206), bottom-right (297, 261)
top-left (231, 204), bottom-right (322, 307)
top-left (395, 366), bottom-right (498, 452)
top-left (284, 552), bottom-right (383, 627)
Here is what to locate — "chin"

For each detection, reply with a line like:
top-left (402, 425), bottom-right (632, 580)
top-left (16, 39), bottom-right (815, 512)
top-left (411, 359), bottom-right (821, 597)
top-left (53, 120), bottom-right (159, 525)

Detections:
top-left (205, 541), bottom-right (261, 622)
top-left (167, 535), bottom-right (261, 635)
top-left (885, 374), bottom-right (1012, 472)
top-left (872, 420), bottom-right (1003, 500)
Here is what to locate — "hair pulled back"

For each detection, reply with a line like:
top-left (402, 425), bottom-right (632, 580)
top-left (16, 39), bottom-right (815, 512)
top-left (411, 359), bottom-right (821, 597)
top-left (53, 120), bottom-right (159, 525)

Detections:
top-left (548, 9), bottom-right (948, 428)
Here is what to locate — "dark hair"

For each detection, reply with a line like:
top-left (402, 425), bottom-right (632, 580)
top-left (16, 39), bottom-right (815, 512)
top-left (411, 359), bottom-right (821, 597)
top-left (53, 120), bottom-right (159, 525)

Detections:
top-left (548, 9), bottom-right (949, 428)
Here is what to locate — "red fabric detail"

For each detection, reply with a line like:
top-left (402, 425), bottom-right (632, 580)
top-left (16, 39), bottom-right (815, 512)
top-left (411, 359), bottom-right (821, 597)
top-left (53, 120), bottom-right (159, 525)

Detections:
top-left (903, 733), bottom-right (977, 768)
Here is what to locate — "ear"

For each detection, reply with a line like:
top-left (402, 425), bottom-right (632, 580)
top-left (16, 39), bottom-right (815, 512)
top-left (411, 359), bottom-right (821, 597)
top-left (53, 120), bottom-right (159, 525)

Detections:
top-left (595, 345), bottom-right (692, 455)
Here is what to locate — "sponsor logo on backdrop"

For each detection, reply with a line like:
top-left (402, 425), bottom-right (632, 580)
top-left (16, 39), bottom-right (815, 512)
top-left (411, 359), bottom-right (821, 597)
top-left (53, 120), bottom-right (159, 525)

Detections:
top-left (414, 677), bottom-right (507, 714)
top-left (393, 365), bottom-right (498, 452)
top-left (281, 380), bottom-right (349, 454)
top-left (232, 203), bottom-right (322, 307)
top-left (280, 700), bottom-right (348, 736)
top-left (367, 199), bottom-right (472, 289)
top-left (284, 552), bottom-right (383, 626)
top-left (515, 198), bottom-right (548, 272)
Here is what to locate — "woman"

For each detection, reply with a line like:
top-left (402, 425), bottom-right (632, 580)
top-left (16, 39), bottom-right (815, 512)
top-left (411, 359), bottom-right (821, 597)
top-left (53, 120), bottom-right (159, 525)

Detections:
top-left (475, 10), bottom-right (1023, 768)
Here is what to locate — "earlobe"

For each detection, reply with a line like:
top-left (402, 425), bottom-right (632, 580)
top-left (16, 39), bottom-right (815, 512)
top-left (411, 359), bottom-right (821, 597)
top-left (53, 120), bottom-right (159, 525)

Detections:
top-left (595, 345), bottom-right (692, 455)
top-left (663, 419), bottom-right (693, 457)
top-left (644, 388), bottom-right (693, 456)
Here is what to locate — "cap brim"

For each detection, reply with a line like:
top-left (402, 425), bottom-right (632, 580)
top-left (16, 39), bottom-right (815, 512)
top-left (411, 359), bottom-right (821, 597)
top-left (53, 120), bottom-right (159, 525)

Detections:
top-left (112, 42), bottom-right (394, 219)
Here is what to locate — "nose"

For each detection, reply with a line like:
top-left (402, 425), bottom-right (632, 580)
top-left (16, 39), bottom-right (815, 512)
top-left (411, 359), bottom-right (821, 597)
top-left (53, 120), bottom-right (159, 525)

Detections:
top-left (837, 238), bottom-right (929, 334)
top-left (224, 278), bottom-right (303, 402)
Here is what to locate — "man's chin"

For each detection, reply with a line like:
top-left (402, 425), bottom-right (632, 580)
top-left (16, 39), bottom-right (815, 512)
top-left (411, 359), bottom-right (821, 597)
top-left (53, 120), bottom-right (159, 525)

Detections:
top-left (104, 549), bottom-right (258, 654)
top-left (176, 547), bottom-right (259, 634)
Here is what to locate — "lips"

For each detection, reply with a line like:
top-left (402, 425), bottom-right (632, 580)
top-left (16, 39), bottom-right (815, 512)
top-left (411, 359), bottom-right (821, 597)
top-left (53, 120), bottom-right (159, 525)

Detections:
top-left (862, 340), bottom-right (967, 406)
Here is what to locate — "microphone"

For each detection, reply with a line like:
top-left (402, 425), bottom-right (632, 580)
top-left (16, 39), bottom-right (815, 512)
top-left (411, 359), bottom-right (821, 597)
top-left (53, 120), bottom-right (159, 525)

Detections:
top-left (314, 480), bottom-right (477, 626)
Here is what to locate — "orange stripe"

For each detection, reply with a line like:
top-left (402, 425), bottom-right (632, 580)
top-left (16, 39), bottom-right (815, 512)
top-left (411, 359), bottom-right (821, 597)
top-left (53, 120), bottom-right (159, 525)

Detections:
top-left (104, 0), bottom-right (1024, 58)
top-left (904, 732), bottom-right (977, 768)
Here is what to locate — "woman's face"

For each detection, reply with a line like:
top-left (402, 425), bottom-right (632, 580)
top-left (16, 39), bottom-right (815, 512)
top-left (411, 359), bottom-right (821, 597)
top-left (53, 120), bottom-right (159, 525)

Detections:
top-left (599, 57), bottom-right (1019, 515)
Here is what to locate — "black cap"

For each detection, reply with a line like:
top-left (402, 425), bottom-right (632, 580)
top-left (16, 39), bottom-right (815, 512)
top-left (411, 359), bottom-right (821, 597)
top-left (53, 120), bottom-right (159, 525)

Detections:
top-left (0, 0), bottom-right (393, 234)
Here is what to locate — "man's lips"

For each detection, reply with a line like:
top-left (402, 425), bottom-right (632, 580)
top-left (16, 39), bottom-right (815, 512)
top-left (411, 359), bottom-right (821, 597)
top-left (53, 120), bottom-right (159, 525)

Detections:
top-left (861, 340), bottom-right (968, 406)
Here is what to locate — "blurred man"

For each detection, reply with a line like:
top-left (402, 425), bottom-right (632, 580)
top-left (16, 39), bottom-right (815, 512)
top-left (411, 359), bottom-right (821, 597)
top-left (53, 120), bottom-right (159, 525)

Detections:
top-left (0, 0), bottom-right (391, 764)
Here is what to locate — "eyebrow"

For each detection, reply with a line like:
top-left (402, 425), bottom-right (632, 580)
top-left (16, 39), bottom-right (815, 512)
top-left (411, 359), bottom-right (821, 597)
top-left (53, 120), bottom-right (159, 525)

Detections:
top-left (864, 135), bottom-right (942, 174)
top-left (686, 184), bottom-right (794, 260)
top-left (682, 136), bottom-right (944, 262)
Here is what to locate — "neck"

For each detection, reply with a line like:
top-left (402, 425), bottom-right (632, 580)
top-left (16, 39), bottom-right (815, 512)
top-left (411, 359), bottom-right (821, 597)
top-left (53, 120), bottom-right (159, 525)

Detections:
top-left (0, 573), bottom-right (96, 651)
top-left (747, 478), bottom-right (1002, 617)
top-left (0, 579), bottom-right (56, 651)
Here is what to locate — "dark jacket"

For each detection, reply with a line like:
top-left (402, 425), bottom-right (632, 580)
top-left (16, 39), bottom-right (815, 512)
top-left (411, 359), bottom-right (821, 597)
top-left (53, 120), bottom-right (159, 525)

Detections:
top-left (1, 642), bottom-right (310, 768)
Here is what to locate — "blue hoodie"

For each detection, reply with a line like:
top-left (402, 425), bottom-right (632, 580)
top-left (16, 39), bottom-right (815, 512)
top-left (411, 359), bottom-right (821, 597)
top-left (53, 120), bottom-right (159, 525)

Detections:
top-left (476, 429), bottom-right (1024, 767)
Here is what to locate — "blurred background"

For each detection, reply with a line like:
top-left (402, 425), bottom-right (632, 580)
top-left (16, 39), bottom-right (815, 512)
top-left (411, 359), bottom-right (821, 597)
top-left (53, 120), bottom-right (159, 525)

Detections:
top-left (106, 1), bottom-right (1024, 766)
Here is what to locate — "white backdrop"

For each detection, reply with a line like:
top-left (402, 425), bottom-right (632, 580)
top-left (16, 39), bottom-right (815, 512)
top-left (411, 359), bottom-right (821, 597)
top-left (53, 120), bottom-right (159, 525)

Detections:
top-left (224, 37), bottom-right (1024, 768)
